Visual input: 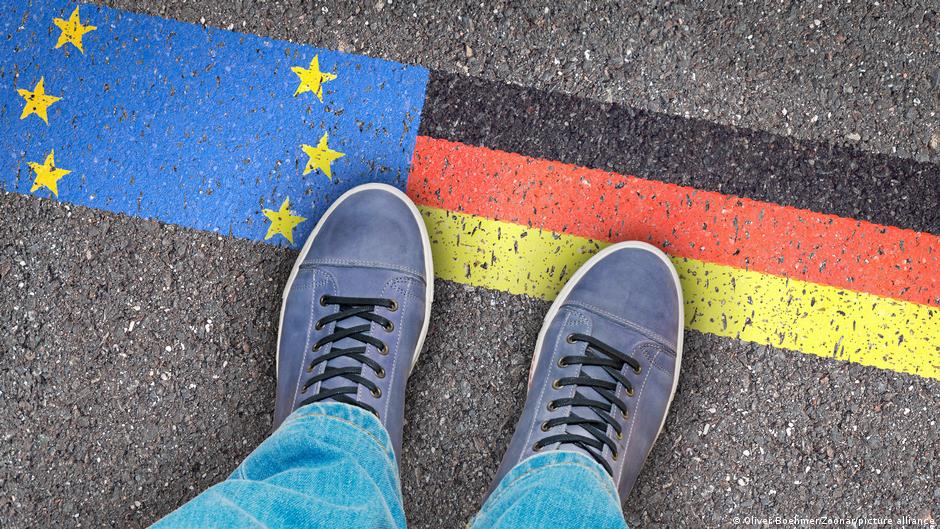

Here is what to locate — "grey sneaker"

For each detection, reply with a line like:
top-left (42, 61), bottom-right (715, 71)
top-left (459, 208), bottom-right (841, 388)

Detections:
top-left (489, 241), bottom-right (684, 500)
top-left (273, 183), bottom-right (433, 459)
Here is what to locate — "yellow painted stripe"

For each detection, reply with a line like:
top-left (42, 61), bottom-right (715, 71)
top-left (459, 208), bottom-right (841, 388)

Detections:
top-left (419, 206), bottom-right (940, 380)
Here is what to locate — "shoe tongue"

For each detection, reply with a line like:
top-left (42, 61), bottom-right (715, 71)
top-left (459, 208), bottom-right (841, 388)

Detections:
top-left (316, 267), bottom-right (390, 400)
top-left (319, 310), bottom-right (374, 394)
top-left (563, 348), bottom-right (618, 449)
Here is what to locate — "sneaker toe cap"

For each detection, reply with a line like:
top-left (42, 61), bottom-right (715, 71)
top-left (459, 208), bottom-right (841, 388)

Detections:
top-left (565, 245), bottom-right (682, 348)
top-left (306, 186), bottom-right (428, 278)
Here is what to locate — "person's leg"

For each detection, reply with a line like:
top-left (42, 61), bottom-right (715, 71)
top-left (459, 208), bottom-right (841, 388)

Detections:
top-left (151, 402), bottom-right (405, 529)
top-left (472, 451), bottom-right (629, 529)
top-left (149, 184), bottom-right (434, 529)
top-left (474, 241), bottom-right (684, 529)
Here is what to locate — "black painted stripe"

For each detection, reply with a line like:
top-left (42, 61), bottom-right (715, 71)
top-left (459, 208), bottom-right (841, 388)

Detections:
top-left (419, 71), bottom-right (940, 234)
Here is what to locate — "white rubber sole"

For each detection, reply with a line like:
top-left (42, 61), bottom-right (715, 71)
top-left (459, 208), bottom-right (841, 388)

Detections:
top-left (275, 183), bottom-right (435, 377)
top-left (527, 241), bottom-right (685, 447)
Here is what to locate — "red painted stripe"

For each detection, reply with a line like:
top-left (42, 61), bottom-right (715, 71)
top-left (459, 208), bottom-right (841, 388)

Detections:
top-left (407, 136), bottom-right (940, 307)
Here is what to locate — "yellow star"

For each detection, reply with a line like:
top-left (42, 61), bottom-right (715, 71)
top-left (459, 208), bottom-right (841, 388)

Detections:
top-left (17, 77), bottom-right (62, 125)
top-left (28, 150), bottom-right (72, 197)
top-left (53, 6), bottom-right (97, 54)
top-left (301, 133), bottom-right (345, 179)
top-left (291, 55), bottom-right (337, 102)
top-left (262, 197), bottom-right (307, 244)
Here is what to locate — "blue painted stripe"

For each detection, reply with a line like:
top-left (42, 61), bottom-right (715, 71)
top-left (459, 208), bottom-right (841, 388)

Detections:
top-left (1, 1), bottom-right (428, 247)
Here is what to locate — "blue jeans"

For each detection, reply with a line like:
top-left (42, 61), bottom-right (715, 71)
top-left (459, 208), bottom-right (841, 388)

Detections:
top-left (150, 403), bottom-right (630, 529)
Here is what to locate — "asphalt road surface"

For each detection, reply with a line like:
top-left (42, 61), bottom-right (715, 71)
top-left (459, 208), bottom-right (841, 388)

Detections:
top-left (2, 1), bottom-right (939, 528)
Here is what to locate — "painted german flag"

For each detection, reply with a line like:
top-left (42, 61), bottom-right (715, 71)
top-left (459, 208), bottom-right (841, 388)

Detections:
top-left (409, 73), bottom-right (940, 381)
top-left (4, 3), bottom-right (938, 383)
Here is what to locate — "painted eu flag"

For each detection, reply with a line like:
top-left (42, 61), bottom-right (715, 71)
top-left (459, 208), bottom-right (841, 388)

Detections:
top-left (1, 0), bottom-right (428, 247)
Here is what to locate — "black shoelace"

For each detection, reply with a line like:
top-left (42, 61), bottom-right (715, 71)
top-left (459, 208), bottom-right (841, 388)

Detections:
top-left (534, 333), bottom-right (642, 475)
top-left (298, 295), bottom-right (397, 416)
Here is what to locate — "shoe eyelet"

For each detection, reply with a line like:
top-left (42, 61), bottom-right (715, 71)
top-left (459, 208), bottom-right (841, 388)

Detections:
top-left (547, 402), bottom-right (556, 412)
top-left (633, 365), bottom-right (642, 375)
top-left (388, 300), bottom-right (398, 312)
top-left (312, 343), bottom-right (322, 352)
top-left (319, 295), bottom-right (328, 306)
top-left (622, 410), bottom-right (630, 420)
top-left (379, 343), bottom-right (389, 355)
top-left (532, 443), bottom-right (542, 452)
top-left (376, 367), bottom-right (386, 379)
top-left (626, 387), bottom-right (635, 397)
top-left (552, 379), bottom-right (562, 390)
top-left (557, 358), bottom-right (567, 368)
top-left (540, 421), bottom-right (551, 432)
top-left (306, 363), bottom-right (314, 373)
top-left (315, 321), bottom-right (324, 331)
top-left (616, 430), bottom-right (623, 440)
top-left (612, 452), bottom-right (618, 461)
top-left (384, 321), bottom-right (394, 332)
top-left (566, 334), bottom-right (576, 344)
top-left (372, 387), bottom-right (382, 398)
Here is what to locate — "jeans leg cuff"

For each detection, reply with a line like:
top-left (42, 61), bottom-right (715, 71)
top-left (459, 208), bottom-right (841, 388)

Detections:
top-left (487, 450), bottom-right (620, 507)
top-left (279, 402), bottom-right (395, 460)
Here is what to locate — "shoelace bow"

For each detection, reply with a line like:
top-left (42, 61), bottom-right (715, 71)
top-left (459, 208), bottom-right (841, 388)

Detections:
top-left (298, 295), bottom-right (397, 416)
top-left (534, 332), bottom-right (642, 475)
